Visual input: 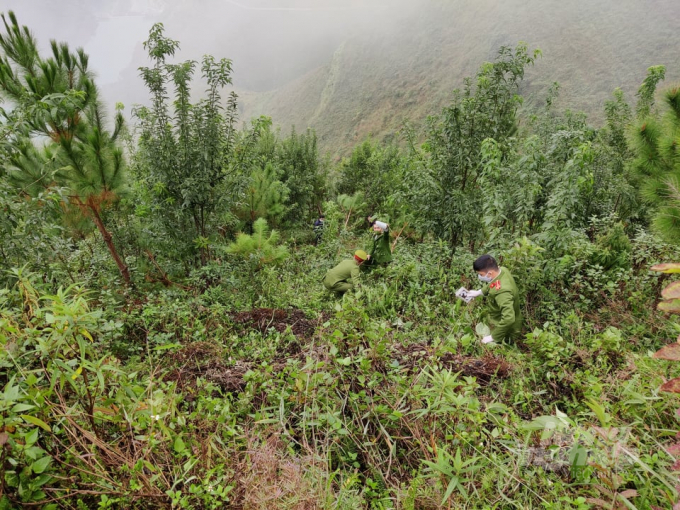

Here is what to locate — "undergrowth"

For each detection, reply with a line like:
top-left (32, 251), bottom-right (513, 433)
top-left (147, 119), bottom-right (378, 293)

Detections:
top-left (1, 229), bottom-right (679, 509)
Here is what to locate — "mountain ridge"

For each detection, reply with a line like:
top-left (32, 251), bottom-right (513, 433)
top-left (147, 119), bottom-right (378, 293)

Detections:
top-left (237, 0), bottom-right (680, 157)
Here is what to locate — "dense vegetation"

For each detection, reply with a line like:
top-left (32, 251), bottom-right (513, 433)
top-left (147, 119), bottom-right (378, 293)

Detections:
top-left (1, 13), bottom-right (680, 510)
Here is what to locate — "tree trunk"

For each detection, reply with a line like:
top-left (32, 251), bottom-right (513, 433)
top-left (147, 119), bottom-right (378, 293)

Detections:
top-left (89, 206), bottom-right (131, 285)
top-left (199, 205), bottom-right (207, 266)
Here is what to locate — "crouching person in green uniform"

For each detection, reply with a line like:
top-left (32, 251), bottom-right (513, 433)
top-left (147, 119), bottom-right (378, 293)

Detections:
top-left (467, 254), bottom-right (522, 344)
top-left (323, 250), bottom-right (368, 294)
top-left (365, 218), bottom-right (392, 267)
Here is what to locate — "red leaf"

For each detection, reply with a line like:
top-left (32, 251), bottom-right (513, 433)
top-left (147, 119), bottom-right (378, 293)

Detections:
top-left (653, 343), bottom-right (680, 361)
top-left (618, 489), bottom-right (637, 499)
top-left (586, 498), bottom-right (610, 508)
top-left (659, 299), bottom-right (680, 313)
top-left (668, 443), bottom-right (680, 457)
top-left (660, 378), bottom-right (680, 393)
top-left (651, 263), bottom-right (680, 274)
top-left (662, 281), bottom-right (680, 300)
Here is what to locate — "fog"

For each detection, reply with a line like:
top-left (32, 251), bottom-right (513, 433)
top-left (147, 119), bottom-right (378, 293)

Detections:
top-left (3, 0), bottom-right (679, 152)
top-left (5, 0), bottom-right (419, 110)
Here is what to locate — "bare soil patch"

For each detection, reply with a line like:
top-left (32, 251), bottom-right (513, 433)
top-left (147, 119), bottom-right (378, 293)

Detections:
top-left (391, 342), bottom-right (511, 383)
top-left (164, 341), bottom-right (251, 394)
top-left (230, 308), bottom-right (322, 339)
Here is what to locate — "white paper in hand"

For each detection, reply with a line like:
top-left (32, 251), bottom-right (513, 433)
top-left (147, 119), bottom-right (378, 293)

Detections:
top-left (455, 287), bottom-right (473, 303)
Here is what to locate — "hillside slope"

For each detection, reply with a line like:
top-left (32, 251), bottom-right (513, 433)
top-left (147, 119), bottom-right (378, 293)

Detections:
top-left (238, 0), bottom-right (680, 156)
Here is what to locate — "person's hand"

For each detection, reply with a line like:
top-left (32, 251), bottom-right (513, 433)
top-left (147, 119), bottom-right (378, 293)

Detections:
top-left (481, 335), bottom-right (494, 344)
top-left (467, 289), bottom-right (483, 298)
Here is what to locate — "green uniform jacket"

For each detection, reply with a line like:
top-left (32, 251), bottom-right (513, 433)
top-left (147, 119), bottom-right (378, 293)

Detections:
top-left (324, 258), bottom-right (361, 290)
top-left (482, 266), bottom-right (522, 342)
top-left (367, 231), bottom-right (392, 264)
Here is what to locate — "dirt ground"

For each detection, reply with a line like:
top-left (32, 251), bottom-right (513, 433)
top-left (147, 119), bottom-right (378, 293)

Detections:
top-left (229, 308), bottom-right (324, 339)
top-left (392, 341), bottom-right (511, 382)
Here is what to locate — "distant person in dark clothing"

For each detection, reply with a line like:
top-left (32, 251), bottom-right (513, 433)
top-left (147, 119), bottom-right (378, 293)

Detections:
top-left (313, 214), bottom-right (325, 246)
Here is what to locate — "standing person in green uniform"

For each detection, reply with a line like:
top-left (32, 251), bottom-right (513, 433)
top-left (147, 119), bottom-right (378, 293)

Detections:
top-left (323, 250), bottom-right (368, 294)
top-left (365, 217), bottom-right (393, 267)
top-left (466, 255), bottom-right (522, 344)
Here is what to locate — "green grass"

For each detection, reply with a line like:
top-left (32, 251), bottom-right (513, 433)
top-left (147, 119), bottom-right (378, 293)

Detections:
top-left (3, 223), bottom-right (680, 508)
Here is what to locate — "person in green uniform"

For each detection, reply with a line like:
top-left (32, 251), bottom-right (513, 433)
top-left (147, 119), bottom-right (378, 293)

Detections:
top-left (323, 250), bottom-right (368, 294)
top-left (467, 254), bottom-right (522, 344)
top-left (365, 218), bottom-right (392, 267)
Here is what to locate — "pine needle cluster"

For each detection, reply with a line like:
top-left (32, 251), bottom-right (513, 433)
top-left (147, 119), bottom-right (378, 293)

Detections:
top-left (631, 83), bottom-right (680, 244)
top-left (226, 217), bottom-right (289, 269)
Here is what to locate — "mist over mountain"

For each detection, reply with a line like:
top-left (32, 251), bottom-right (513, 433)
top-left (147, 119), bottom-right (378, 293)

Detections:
top-left (8, 1), bottom-right (402, 110)
top-left (239, 0), bottom-right (680, 155)
top-left (8, 0), bottom-right (680, 156)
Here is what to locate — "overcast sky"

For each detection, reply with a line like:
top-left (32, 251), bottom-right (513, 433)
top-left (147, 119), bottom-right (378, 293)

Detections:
top-left (4, 0), bottom-right (679, 141)
top-left (4, 0), bottom-right (416, 110)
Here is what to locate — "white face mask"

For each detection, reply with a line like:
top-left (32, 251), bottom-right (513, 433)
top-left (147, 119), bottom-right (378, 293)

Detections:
top-left (478, 272), bottom-right (493, 283)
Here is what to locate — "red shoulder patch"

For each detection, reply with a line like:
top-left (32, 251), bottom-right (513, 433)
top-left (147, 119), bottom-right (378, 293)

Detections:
top-left (490, 280), bottom-right (501, 291)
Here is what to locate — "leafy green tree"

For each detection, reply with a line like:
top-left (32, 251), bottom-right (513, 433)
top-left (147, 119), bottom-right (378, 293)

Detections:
top-left (243, 123), bottom-right (324, 227)
top-left (276, 127), bottom-right (325, 224)
top-left (631, 81), bottom-right (680, 244)
top-left (603, 88), bottom-right (633, 171)
top-left (0, 12), bottom-right (130, 284)
top-left (336, 140), bottom-right (373, 197)
top-left (0, 179), bottom-right (74, 286)
top-left (407, 43), bottom-right (540, 251)
top-left (478, 136), bottom-right (543, 238)
top-left (635, 65), bottom-right (666, 119)
top-left (336, 139), bottom-right (403, 214)
top-left (135, 23), bottom-right (239, 265)
top-left (337, 191), bottom-right (367, 230)
top-left (479, 85), bottom-right (637, 250)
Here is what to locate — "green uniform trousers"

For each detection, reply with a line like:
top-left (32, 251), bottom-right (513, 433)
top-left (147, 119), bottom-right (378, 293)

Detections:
top-left (324, 281), bottom-right (353, 293)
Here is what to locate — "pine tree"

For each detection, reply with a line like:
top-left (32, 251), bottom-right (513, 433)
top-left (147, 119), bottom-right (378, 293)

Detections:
top-left (238, 162), bottom-right (289, 231)
top-left (226, 218), bottom-right (289, 269)
top-left (0, 11), bottom-right (130, 284)
top-left (631, 67), bottom-right (680, 244)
